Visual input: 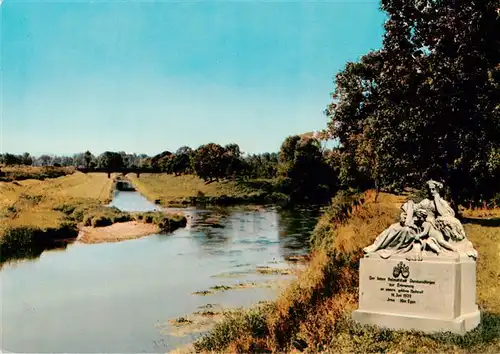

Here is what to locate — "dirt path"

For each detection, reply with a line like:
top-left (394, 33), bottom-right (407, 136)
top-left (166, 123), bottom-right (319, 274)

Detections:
top-left (78, 221), bottom-right (160, 244)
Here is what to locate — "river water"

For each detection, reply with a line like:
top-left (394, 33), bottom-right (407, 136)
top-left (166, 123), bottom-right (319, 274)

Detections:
top-left (0, 191), bottom-right (320, 353)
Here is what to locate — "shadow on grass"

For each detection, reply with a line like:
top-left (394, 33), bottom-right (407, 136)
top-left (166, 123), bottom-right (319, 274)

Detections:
top-left (236, 179), bottom-right (276, 192)
top-left (349, 311), bottom-right (500, 352)
top-left (462, 217), bottom-right (500, 227)
top-left (429, 311), bottom-right (500, 349)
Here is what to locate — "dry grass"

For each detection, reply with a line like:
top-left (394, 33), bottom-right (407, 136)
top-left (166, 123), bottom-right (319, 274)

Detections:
top-left (466, 222), bottom-right (500, 314)
top-left (0, 165), bottom-right (74, 182)
top-left (195, 190), bottom-right (500, 353)
top-left (127, 174), bottom-right (280, 205)
top-left (461, 206), bottom-right (500, 219)
top-left (0, 172), bottom-right (115, 234)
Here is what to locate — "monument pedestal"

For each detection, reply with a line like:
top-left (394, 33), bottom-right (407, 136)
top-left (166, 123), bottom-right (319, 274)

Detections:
top-left (352, 255), bottom-right (480, 335)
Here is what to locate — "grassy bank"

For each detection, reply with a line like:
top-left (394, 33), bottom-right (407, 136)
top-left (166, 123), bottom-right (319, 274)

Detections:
top-left (0, 172), bottom-right (115, 232)
top-left (127, 174), bottom-right (288, 206)
top-left (0, 172), bottom-right (115, 262)
top-left (0, 172), bottom-right (187, 262)
top-left (194, 190), bottom-right (500, 353)
top-left (0, 165), bottom-right (75, 182)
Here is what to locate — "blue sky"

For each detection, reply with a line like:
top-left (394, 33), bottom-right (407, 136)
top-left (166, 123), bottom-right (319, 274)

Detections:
top-left (1, 0), bottom-right (385, 156)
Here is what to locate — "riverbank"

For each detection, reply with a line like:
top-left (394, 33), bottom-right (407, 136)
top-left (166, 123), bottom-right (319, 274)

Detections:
top-left (0, 202), bottom-right (315, 353)
top-left (0, 173), bottom-right (187, 262)
top-left (194, 190), bottom-right (500, 353)
top-left (127, 174), bottom-right (288, 206)
top-left (0, 172), bottom-right (115, 234)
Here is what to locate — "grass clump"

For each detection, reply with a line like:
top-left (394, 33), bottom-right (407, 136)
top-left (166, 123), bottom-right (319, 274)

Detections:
top-left (81, 206), bottom-right (132, 227)
top-left (194, 304), bottom-right (275, 353)
top-left (0, 222), bottom-right (78, 262)
top-left (210, 285), bottom-right (233, 291)
top-left (194, 310), bottom-right (219, 317)
top-left (137, 211), bottom-right (187, 231)
top-left (170, 317), bottom-right (193, 325)
top-left (193, 290), bottom-right (212, 296)
top-left (195, 190), bottom-right (500, 353)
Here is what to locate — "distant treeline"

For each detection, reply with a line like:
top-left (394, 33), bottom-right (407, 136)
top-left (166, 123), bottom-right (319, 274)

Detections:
top-left (0, 149), bottom-right (279, 179)
top-left (0, 134), bottom-right (338, 204)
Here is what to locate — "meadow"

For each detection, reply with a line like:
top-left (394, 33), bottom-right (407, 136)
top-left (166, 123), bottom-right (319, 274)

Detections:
top-left (0, 172), bottom-right (115, 232)
top-left (194, 190), bottom-right (500, 353)
top-left (127, 174), bottom-right (287, 206)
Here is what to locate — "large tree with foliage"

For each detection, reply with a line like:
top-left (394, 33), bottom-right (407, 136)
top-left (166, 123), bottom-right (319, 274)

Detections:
top-left (243, 153), bottom-right (279, 179)
top-left (278, 135), bottom-right (337, 202)
top-left (326, 0), bottom-right (500, 204)
top-left (150, 151), bottom-right (172, 171)
top-left (222, 143), bottom-right (244, 178)
top-left (83, 151), bottom-right (94, 169)
top-left (192, 143), bottom-right (227, 181)
top-left (97, 151), bottom-right (124, 170)
top-left (171, 146), bottom-right (193, 175)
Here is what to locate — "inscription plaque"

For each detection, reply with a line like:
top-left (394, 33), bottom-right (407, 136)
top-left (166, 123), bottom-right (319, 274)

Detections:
top-left (352, 256), bottom-right (480, 334)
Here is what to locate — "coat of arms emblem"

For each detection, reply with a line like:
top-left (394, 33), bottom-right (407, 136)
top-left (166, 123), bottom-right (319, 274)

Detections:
top-left (392, 261), bottom-right (410, 279)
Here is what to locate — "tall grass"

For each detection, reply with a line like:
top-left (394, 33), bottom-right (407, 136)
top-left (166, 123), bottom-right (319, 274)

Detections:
top-left (0, 223), bottom-right (78, 262)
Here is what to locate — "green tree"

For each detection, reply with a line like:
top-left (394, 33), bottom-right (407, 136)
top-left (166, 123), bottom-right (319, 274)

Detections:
top-left (150, 151), bottom-right (172, 171)
top-left (39, 155), bottom-right (52, 167)
top-left (278, 135), bottom-right (336, 202)
top-left (61, 156), bottom-right (74, 167)
top-left (97, 151), bottom-right (124, 170)
top-left (326, 0), bottom-right (500, 205)
top-left (192, 143), bottom-right (226, 181)
top-left (2, 153), bottom-right (21, 166)
top-left (83, 151), bottom-right (94, 169)
top-left (222, 143), bottom-right (243, 179)
top-left (21, 152), bottom-right (33, 166)
top-left (172, 146), bottom-right (193, 176)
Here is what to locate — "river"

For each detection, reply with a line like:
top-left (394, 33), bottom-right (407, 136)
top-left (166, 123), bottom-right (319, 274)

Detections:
top-left (0, 191), bottom-right (320, 353)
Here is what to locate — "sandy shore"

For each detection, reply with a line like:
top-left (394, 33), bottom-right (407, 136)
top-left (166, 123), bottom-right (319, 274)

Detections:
top-left (78, 221), bottom-right (160, 244)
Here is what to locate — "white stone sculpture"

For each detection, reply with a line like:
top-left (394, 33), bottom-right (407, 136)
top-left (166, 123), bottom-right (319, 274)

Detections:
top-left (353, 180), bottom-right (480, 334)
top-left (363, 180), bottom-right (477, 261)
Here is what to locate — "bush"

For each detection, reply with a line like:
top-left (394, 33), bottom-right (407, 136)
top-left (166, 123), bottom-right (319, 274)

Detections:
top-left (91, 216), bottom-right (113, 227)
top-left (194, 304), bottom-right (275, 353)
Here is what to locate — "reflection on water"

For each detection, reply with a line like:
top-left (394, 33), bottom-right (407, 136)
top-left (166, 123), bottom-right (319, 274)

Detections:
top-left (1, 191), bottom-right (320, 353)
top-left (108, 190), bottom-right (161, 211)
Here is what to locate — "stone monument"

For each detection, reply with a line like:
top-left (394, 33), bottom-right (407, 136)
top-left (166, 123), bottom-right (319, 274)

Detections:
top-left (352, 180), bottom-right (480, 334)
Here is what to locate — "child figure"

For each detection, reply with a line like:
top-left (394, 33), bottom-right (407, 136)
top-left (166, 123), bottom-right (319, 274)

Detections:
top-left (409, 209), bottom-right (457, 260)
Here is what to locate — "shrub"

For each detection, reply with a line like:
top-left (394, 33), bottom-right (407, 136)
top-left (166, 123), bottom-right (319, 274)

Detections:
top-left (0, 223), bottom-right (78, 262)
top-left (194, 304), bottom-right (275, 353)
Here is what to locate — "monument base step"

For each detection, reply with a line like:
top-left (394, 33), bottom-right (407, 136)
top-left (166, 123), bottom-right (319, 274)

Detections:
top-left (352, 309), bottom-right (480, 335)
